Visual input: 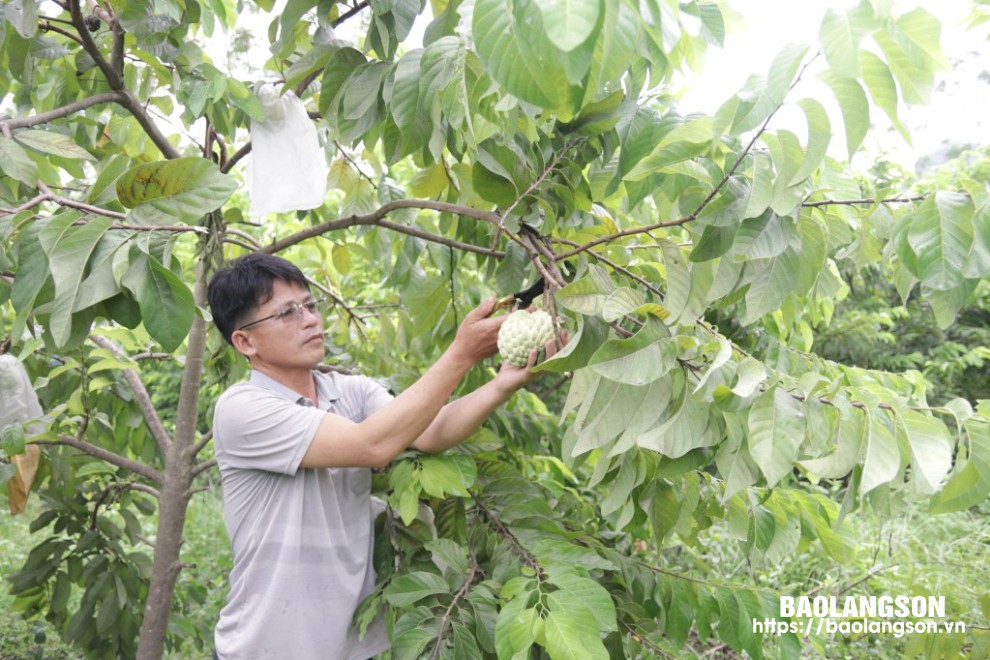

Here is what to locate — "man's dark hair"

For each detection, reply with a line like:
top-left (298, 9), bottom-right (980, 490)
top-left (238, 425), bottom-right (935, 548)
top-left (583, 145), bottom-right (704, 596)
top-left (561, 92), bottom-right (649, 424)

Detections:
top-left (207, 253), bottom-right (310, 344)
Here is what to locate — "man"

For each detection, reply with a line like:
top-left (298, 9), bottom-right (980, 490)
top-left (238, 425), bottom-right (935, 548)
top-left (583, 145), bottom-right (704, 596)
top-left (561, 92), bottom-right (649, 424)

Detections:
top-left (206, 253), bottom-right (557, 659)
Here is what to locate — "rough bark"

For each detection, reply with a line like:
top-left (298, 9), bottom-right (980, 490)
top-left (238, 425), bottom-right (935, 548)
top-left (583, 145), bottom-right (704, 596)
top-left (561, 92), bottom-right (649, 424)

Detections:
top-left (135, 259), bottom-right (211, 660)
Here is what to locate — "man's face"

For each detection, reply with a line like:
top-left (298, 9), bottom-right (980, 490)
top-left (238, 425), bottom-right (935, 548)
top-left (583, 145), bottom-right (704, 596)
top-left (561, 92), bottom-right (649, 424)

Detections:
top-left (231, 279), bottom-right (325, 370)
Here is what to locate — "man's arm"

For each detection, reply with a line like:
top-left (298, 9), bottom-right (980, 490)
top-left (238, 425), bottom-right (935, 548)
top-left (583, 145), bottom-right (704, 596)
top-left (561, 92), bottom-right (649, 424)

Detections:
top-left (413, 330), bottom-right (565, 453)
top-left (410, 378), bottom-right (513, 453)
top-left (299, 299), bottom-right (503, 469)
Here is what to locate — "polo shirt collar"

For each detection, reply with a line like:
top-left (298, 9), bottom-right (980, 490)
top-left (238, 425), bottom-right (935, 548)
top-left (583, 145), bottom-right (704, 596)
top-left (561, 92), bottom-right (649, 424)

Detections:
top-left (248, 369), bottom-right (342, 408)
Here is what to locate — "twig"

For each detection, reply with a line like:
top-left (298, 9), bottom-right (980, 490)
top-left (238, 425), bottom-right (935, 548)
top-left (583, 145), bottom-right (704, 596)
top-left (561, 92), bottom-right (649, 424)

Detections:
top-left (430, 555), bottom-right (480, 660)
top-left (38, 20), bottom-right (85, 45)
top-left (471, 493), bottom-right (544, 578)
top-left (801, 195), bottom-right (927, 208)
top-left (622, 622), bottom-right (676, 659)
top-left (90, 334), bottom-right (173, 455)
top-left (191, 430), bottom-right (213, 457)
top-left (491, 136), bottom-right (584, 250)
top-left (191, 458), bottom-right (217, 479)
top-left (334, 141), bottom-right (378, 189)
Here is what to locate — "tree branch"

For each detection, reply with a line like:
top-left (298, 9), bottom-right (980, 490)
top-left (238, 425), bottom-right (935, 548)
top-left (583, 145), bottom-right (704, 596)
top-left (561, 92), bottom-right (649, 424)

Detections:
top-left (221, 143), bottom-right (251, 173)
top-left (431, 555), bottom-right (480, 660)
top-left (0, 181), bottom-right (128, 219)
top-left (68, 0), bottom-right (122, 89)
top-left (191, 430), bottom-right (213, 457)
top-left (332, 0), bottom-right (369, 27)
top-left (114, 89), bottom-right (183, 159)
top-left (377, 219), bottom-right (505, 257)
top-left (39, 20), bottom-right (85, 45)
top-left (90, 334), bottom-right (173, 455)
top-left (36, 437), bottom-right (164, 483)
top-left (802, 195), bottom-right (927, 208)
top-left (260, 200), bottom-right (502, 254)
top-left (191, 458), bottom-right (216, 479)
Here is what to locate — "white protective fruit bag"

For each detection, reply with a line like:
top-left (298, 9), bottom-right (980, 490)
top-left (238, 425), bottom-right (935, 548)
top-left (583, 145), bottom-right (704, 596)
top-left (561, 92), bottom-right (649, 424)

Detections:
top-left (0, 354), bottom-right (43, 514)
top-left (248, 85), bottom-right (328, 216)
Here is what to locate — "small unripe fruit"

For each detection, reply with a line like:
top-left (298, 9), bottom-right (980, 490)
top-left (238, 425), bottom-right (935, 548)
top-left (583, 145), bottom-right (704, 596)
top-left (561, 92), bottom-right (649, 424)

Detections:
top-left (497, 310), bottom-right (554, 367)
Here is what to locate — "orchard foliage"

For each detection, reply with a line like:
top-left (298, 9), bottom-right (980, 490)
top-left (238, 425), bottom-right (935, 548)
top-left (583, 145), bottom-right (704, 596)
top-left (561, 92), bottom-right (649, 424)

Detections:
top-left (1, 0), bottom-right (990, 657)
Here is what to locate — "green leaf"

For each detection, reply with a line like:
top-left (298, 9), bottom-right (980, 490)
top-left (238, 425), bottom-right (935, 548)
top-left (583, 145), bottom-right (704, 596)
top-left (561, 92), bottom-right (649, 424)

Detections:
top-left (859, 50), bottom-right (908, 139)
top-left (342, 61), bottom-right (389, 121)
top-left (116, 157), bottom-right (238, 224)
top-left (320, 47), bottom-right (368, 119)
top-left (730, 211), bottom-right (795, 260)
top-left (418, 454), bottom-right (476, 498)
top-left (0, 136), bottom-right (39, 185)
top-left (624, 117), bottom-right (713, 181)
top-left (963, 199), bottom-right (990, 278)
top-left (426, 538), bottom-right (470, 586)
top-left (821, 72), bottom-right (869, 159)
top-left (544, 595), bottom-right (609, 659)
top-left (907, 192), bottom-right (974, 291)
top-left (473, 0), bottom-right (572, 113)
top-left (13, 129), bottom-right (95, 161)
top-left (791, 98), bottom-right (830, 184)
top-left (587, 317), bottom-right (670, 386)
top-left (930, 419), bottom-right (990, 513)
top-left (895, 7), bottom-right (948, 70)
top-left (531, 316), bottom-right (610, 374)
top-left (799, 411), bottom-right (863, 479)
top-left (860, 411), bottom-right (901, 496)
top-left (601, 287), bottom-right (646, 322)
top-left (638, 389), bottom-right (715, 458)
top-left (1, 423), bottom-right (26, 457)
top-left (4, 0), bottom-right (39, 38)
top-left (743, 247), bottom-right (803, 323)
top-left (874, 22), bottom-right (938, 105)
top-left (533, 0), bottom-right (600, 52)
top-left (747, 388), bottom-right (805, 487)
top-left (766, 42), bottom-right (810, 106)
top-left (661, 240), bottom-right (713, 324)
top-left (11, 217), bottom-right (58, 317)
top-left (384, 571), bottom-right (451, 607)
top-left (494, 598), bottom-right (537, 660)
top-left (390, 607), bottom-right (438, 660)
top-left (715, 417), bottom-right (760, 499)
top-left (121, 251), bottom-right (195, 352)
top-left (555, 264), bottom-right (615, 315)
top-left (898, 410), bottom-right (952, 494)
top-left (47, 218), bottom-right (114, 347)
top-left (818, 8), bottom-right (861, 78)
top-left (546, 569), bottom-right (616, 632)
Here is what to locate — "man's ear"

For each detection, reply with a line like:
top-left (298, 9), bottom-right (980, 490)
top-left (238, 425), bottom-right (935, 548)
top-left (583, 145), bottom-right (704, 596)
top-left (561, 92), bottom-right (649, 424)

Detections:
top-left (230, 329), bottom-right (257, 358)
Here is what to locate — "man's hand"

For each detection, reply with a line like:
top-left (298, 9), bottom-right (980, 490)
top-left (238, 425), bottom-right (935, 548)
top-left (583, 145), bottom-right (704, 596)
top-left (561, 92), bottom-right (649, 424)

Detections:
top-left (448, 297), bottom-right (506, 364)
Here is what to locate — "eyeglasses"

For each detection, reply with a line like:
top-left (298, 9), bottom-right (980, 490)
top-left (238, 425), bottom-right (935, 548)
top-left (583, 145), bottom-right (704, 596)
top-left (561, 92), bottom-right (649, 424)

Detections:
top-left (237, 298), bottom-right (324, 331)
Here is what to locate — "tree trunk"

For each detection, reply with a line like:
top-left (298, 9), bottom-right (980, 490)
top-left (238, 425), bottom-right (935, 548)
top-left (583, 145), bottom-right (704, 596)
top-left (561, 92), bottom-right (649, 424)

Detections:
top-left (136, 259), bottom-right (211, 660)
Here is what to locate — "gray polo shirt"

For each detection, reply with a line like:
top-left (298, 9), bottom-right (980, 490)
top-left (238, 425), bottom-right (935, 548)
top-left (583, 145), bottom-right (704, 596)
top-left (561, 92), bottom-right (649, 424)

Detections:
top-left (213, 369), bottom-right (393, 660)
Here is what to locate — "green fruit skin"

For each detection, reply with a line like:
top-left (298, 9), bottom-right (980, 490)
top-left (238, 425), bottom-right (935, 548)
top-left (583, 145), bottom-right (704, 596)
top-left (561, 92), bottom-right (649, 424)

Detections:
top-left (497, 310), bottom-right (554, 367)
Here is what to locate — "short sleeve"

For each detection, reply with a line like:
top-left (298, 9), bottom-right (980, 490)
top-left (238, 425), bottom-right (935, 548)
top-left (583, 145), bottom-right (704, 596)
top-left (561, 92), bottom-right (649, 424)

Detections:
top-left (213, 385), bottom-right (326, 475)
top-left (356, 375), bottom-right (393, 420)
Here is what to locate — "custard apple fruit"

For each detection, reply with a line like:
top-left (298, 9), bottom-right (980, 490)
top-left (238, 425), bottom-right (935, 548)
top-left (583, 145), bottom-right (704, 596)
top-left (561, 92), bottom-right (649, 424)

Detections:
top-left (498, 310), bottom-right (554, 367)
